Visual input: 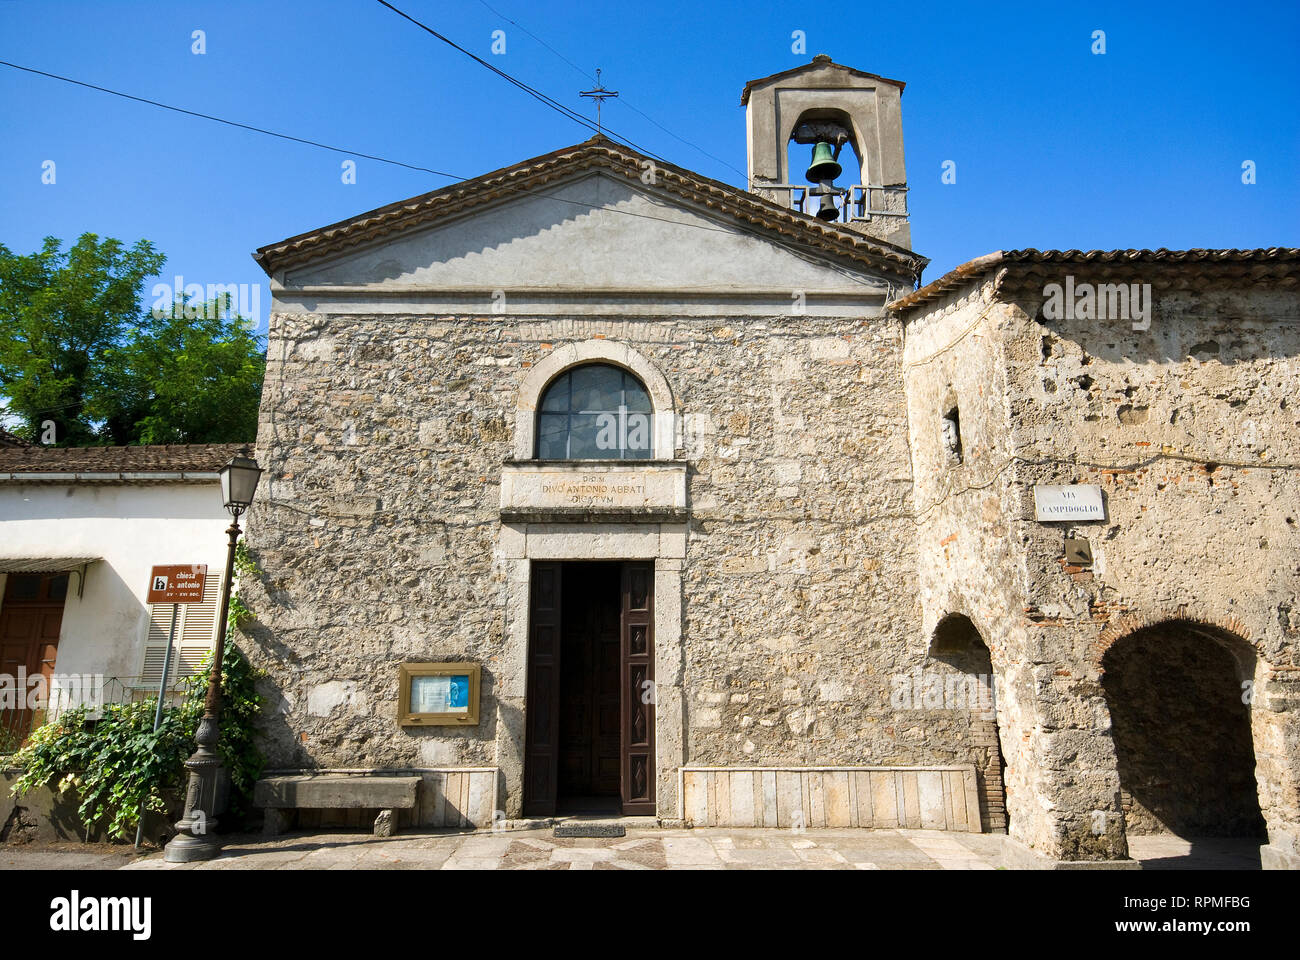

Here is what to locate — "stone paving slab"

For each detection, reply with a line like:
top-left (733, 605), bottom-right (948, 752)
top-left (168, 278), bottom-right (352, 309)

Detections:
top-left (1125, 835), bottom-right (1265, 870)
top-left (1, 829), bottom-right (1266, 871)
top-left (109, 828), bottom-right (1012, 871)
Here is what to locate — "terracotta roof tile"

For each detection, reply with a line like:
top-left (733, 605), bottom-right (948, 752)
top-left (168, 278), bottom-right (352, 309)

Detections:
top-left (888, 247), bottom-right (1300, 315)
top-left (0, 443), bottom-right (249, 478)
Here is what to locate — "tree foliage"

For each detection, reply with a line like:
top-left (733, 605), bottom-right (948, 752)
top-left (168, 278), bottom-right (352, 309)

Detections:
top-left (0, 233), bottom-right (264, 445)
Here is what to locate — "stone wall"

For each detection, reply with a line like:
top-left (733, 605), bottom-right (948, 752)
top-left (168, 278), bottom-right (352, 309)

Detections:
top-left (901, 279), bottom-right (1081, 855)
top-left (242, 305), bottom-right (996, 818)
top-left (901, 263), bottom-right (1300, 864)
top-left (1003, 269), bottom-right (1300, 863)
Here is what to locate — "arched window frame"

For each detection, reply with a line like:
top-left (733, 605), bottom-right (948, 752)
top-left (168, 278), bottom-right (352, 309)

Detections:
top-left (513, 340), bottom-right (675, 460)
top-left (534, 364), bottom-right (653, 461)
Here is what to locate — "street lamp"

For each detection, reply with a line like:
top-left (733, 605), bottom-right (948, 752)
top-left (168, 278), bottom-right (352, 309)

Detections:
top-left (164, 452), bottom-right (262, 863)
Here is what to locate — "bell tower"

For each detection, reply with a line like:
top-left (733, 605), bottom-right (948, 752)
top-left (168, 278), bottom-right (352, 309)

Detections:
top-left (742, 54), bottom-right (911, 249)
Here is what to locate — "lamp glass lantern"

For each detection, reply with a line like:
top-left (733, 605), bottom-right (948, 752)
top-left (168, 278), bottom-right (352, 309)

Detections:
top-left (220, 455), bottom-right (262, 514)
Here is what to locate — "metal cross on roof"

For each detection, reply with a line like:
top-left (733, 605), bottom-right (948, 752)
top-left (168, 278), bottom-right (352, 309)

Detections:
top-left (579, 68), bottom-right (619, 134)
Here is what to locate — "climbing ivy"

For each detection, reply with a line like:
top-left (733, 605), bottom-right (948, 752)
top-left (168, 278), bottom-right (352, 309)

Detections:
top-left (226, 537), bottom-right (262, 632)
top-left (10, 542), bottom-right (267, 842)
top-left (11, 638), bottom-right (265, 842)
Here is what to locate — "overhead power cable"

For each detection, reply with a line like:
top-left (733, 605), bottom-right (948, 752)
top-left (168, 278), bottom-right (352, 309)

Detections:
top-left (0, 59), bottom-right (894, 290)
top-left (473, 0), bottom-right (592, 83)
top-left (0, 60), bottom-right (462, 179)
top-left (472, 0), bottom-right (748, 179)
top-left (371, 0), bottom-right (670, 163)
top-left (0, 59), bottom-right (684, 225)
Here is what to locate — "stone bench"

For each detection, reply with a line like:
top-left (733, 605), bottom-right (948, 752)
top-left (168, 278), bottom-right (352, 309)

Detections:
top-left (253, 776), bottom-right (421, 838)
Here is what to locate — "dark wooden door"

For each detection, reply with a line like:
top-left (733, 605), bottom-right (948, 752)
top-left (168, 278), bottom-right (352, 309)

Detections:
top-left (523, 563), bottom-right (562, 815)
top-left (524, 561), bottom-right (656, 817)
top-left (0, 574), bottom-right (66, 746)
top-left (620, 562), bottom-right (656, 815)
top-left (557, 564), bottom-right (621, 802)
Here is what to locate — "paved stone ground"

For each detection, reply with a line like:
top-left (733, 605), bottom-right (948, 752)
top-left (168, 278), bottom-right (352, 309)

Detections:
top-left (0, 830), bottom-right (1267, 870)
top-left (115, 827), bottom-right (1008, 871)
top-left (1125, 835), bottom-right (1266, 870)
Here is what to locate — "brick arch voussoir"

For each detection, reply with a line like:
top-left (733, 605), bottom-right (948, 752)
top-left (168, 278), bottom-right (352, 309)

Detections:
top-left (1092, 606), bottom-right (1256, 671)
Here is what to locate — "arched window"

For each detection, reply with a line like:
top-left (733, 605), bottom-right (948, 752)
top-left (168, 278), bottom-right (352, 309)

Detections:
top-left (536, 364), bottom-right (653, 460)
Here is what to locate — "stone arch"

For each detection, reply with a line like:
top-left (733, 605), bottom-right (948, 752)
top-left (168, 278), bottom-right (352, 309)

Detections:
top-left (926, 612), bottom-right (1008, 833)
top-left (1100, 617), bottom-right (1267, 839)
top-left (782, 106), bottom-right (870, 185)
top-left (1093, 608), bottom-right (1254, 666)
top-left (513, 340), bottom-right (676, 460)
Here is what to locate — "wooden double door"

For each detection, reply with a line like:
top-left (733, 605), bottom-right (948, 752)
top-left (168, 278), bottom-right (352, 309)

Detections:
top-left (524, 561), bottom-right (655, 816)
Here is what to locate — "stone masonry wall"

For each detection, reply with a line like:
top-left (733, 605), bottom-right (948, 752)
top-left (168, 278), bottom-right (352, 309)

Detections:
top-left (1001, 272), bottom-right (1300, 861)
top-left (902, 279), bottom-right (1078, 854)
top-left (903, 268), bottom-right (1300, 862)
top-left (241, 307), bottom-right (994, 814)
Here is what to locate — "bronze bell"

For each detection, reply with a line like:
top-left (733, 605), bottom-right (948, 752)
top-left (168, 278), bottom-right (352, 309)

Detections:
top-left (808, 180), bottom-right (841, 221)
top-left (805, 141), bottom-right (842, 183)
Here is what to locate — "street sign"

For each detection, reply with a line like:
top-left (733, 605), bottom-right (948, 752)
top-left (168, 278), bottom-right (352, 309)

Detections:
top-left (1033, 485), bottom-right (1106, 521)
top-left (146, 565), bottom-right (208, 604)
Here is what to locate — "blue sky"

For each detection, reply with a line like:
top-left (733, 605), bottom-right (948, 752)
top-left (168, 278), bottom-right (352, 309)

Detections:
top-left (2, 0), bottom-right (1297, 338)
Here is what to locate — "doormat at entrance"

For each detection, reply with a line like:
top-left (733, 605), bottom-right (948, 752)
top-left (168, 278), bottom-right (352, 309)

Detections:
top-left (553, 822), bottom-right (627, 838)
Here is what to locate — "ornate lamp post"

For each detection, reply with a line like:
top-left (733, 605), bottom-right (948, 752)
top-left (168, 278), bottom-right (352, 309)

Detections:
top-left (164, 452), bottom-right (262, 863)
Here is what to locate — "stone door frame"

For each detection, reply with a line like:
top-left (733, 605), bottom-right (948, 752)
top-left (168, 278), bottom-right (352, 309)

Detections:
top-left (495, 521), bottom-right (685, 819)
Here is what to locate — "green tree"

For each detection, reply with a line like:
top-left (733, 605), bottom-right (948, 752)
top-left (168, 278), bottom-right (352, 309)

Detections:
top-left (0, 234), bottom-right (164, 445)
top-left (124, 294), bottom-right (266, 445)
top-left (0, 233), bottom-right (264, 445)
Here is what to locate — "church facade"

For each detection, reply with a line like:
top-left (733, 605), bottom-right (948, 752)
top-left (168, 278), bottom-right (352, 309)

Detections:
top-left (244, 57), bottom-right (1300, 867)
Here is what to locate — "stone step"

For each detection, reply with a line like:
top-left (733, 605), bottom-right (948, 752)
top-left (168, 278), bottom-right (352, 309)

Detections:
top-left (553, 821), bottom-right (627, 838)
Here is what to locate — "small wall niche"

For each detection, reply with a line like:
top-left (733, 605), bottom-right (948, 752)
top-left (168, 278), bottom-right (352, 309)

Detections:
top-left (941, 395), bottom-right (963, 466)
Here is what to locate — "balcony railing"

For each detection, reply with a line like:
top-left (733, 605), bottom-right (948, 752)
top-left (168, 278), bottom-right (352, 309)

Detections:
top-left (751, 183), bottom-right (910, 226)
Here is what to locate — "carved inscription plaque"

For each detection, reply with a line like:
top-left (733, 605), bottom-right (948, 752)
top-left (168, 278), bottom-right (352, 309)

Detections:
top-left (522, 472), bottom-right (648, 509)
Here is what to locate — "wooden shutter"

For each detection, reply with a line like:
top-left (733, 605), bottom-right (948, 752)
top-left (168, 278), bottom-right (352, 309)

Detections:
top-left (523, 562), bottom-right (563, 815)
top-left (620, 562), bottom-right (656, 815)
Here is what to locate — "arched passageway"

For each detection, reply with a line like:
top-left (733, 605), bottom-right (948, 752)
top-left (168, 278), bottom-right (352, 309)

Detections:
top-left (1101, 621), bottom-right (1265, 838)
top-left (930, 614), bottom-right (1007, 833)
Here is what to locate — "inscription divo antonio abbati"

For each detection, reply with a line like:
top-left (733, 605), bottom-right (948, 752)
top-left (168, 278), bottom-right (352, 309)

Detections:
top-left (538, 473), bottom-right (647, 507)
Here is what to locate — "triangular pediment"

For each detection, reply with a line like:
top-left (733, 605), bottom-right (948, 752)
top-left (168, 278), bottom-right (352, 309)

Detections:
top-left (279, 170), bottom-right (902, 294)
top-left (255, 138), bottom-right (924, 296)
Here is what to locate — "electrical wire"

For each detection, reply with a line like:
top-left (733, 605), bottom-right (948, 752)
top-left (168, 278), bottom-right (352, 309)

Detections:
top-left (371, 0), bottom-right (669, 163)
top-left (470, 0), bottom-right (748, 179)
top-left (0, 59), bottom-right (903, 291)
top-left (0, 60), bottom-right (462, 180)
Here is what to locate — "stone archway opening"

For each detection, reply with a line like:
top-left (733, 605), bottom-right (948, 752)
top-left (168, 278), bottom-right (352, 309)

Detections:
top-left (929, 613), bottom-right (1008, 833)
top-left (1101, 620), bottom-right (1265, 838)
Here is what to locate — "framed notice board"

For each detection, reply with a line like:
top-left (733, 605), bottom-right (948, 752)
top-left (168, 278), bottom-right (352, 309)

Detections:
top-left (398, 662), bottom-right (480, 726)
